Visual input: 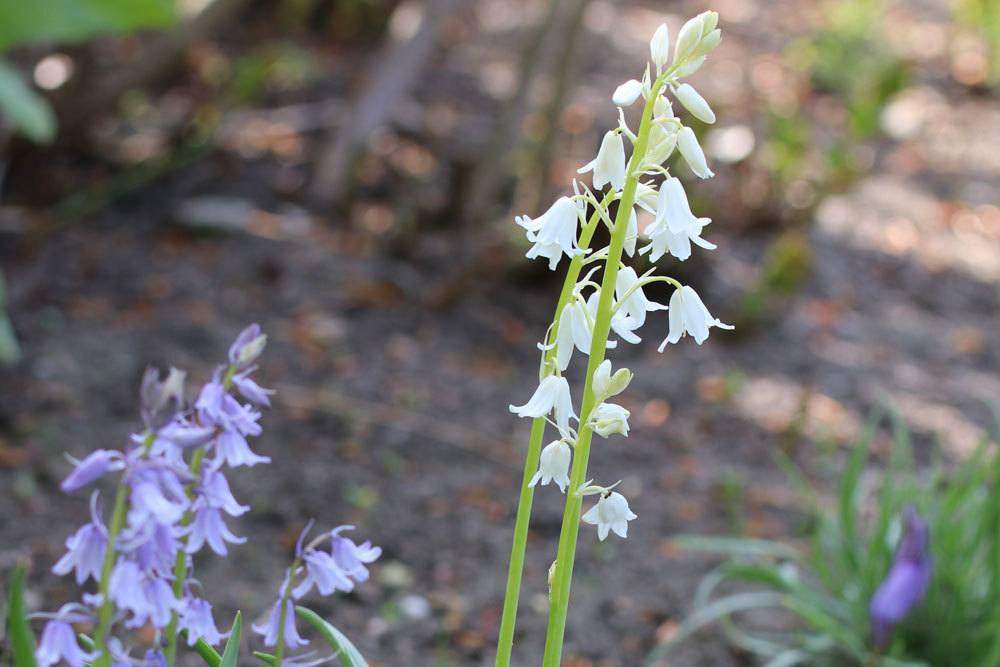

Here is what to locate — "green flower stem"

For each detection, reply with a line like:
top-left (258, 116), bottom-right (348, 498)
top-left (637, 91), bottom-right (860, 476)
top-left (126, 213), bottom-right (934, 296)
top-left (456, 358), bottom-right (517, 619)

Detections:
top-left (94, 432), bottom-right (157, 667)
top-left (494, 195), bottom-right (611, 667)
top-left (164, 364), bottom-right (235, 667)
top-left (541, 77), bottom-right (663, 667)
top-left (273, 562), bottom-right (300, 667)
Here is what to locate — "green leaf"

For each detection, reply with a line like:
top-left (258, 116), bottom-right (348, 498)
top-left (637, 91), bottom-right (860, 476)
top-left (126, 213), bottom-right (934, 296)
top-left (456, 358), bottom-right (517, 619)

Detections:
top-left (252, 651), bottom-right (277, 665)
top-left (7, 562), bottom-right (38, 667)
top-left (192, 636), bottom-right (222, 667)
top-left (219, 612), bottom-right (242, 667)
top-left (0, 61), bottom-right (55, 144)
top-left (671, 535), bottom-right (802, 561)
top-left (77, 634), bottom-right (96, 651)
top-left (295, 606), bottom-right (369, 667)
top-left (0, 0), bottom-right (176, 51)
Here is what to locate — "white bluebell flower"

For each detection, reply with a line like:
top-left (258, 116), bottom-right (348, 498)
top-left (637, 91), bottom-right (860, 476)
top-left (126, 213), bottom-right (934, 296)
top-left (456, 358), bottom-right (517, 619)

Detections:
top-left (528, 440), bottom-right (572, 492)
top-left (509, 375), bottom-right (576, 433)
top-left (659, 285), bottom-right (733, 349)
top-left (582, 492), bottom-right (637, 540)
top-left (516, 197), bottom-right (584, 270)
top-left (578, 131), bottom-right (626, 191)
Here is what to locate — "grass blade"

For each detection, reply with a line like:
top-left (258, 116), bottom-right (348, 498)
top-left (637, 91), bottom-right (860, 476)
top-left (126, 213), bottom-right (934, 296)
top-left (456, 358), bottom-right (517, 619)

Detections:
top-left (219, 611), bottom-right (242, 667)
top-left (7, 562), bottom-right (38, 667)
top-left (295, 606), bottom-right (369, 667)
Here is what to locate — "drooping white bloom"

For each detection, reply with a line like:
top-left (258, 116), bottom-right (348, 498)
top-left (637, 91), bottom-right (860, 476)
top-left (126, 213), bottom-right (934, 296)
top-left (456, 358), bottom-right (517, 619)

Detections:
top-left (641, 177), bottom-right (716, 261)
top-left (555, 300), bottom-right (591, 371)
top-left (612, 79), bottom-right (643, 107)
top-left (578, 130), bottom-right (626, 191)
top-left (586, 291), bottom-right (641, 346)
top-left (509, 375), bottom-right (576, 432)
top-left (615, 266), bottom-right (667, 328)
top-left (516, 197), bottom-right (583, 270)
top-left (592, 360), bottom-right (632, 401)
top-left (674, 83), bottom-right (715, 124)
top-left (582, 492), bottom-right (637, 540)
top-left (677, 126), bottom-right (714, 179)
top-left (529, 440), bottom-right (572, 492)
top-left (590, 403), bottom-right (630, 438)
top-left (658, 285), bottom-right (733, 349)
top-left (649, 23), bottom-right (670, 70)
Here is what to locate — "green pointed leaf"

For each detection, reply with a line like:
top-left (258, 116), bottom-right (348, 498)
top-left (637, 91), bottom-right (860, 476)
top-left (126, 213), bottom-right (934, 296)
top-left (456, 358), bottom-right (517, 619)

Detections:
top-left (0, 61), bottom-right (55, 144)
top-left (193, 637), bottom-right (222, 667)
top-left (7, 562), bottom-right (38, 667)
top-left (77, 634), bottom-right (96, 651)
top-left (219, 612), bottom-right (242, 667)
top-left (0, 0), bottom-right (176, 51)
top-left (252, 651), bottom-right (277, 665)
top-left (295, 606), bottom-right (369, 667)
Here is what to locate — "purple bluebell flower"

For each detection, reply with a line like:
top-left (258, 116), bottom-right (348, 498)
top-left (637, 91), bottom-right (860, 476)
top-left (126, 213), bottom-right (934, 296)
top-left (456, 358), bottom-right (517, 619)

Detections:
top-left (178, 595), bottom-right (224, 646)
top-left (185, 507), bottom-right (246, 556)
top-left (140, 367), bottom-right (187, 432)
top-left (329, 526), bottom-right (382, 584)
top-left (127, 466), bottom-right (190, 526)
top-left (158, 419), bottom-right (216, 449)
top-left (60, 450), bottom-right (125, 493)
top-left (197, 375), bottom-right (263, 437)
top-left (213, 430), bottom-right (270, 468)
top-left (198, 469), bottom-right (249, 516)
top-left (231, 368), bottom-right (274, 407)
top-left (229, 323), bottom-right (267, 370)
top-left (120, 521), bottom-right (181, 575)
top-left (252, 598), bottom-right (308, 649)
top-left (53, 522), bottom-right (107, 585)
top-left (142, 576), bottom-right (181, 628)
top-left (142, 649), bottom-right (167, 667)
top-left (36, 620), bottom-right (100, 667)
top-left (291, 550), bottom-right (353, 599)
top-left (870, 506), bottom-right (932, 647)
top-left (109, 559), bottom-right (151, 626)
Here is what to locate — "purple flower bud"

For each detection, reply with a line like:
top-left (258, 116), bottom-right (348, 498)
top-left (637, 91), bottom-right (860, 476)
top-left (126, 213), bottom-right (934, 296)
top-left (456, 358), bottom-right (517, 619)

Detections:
top-left (140, 367), bottom-right (187, 431)
top-left (291, 550), bottom-right (354, 599)
top-left (61, 450), bottom-right (124, 493)
top-left (36, 620), bottom-right (100, 667)
top-left (252, 598), bottom-right (308, 649)
top-left (178, 596), bottom-right (224, 646)
top-left (231, 369), bottom-right (274, 407)
top-left (213, 431), bottom-right (270, 468)
top-left (198, 470), bottom-right (249, 516)
top-left (142, 649), bottom-right (167, 667)
top-left (185, 507), bottom-right (246, 556)
top-left (329, 526), bottom-right (381, 584)
top-left (53, 521), bottom-right (107, 585)
top-left (229, 324), bottom-right (267, 370)
top-left (870, 507), bottom-right (932, 647)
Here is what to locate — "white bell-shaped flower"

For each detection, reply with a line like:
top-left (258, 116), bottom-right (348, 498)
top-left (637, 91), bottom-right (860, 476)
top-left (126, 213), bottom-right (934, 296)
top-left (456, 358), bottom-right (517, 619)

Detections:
top-left (658, 285), bottom-right (733, 350)
top-left (578, 130), bottom-right (626, 191)
top-left (515, 197), bottom-right (583, 270)
top-left (590, 403), bottom-right (630, 438)
top-left (649, 23), bottom-right (670, 70)
top-left (677, 126), bottom-right (714, 179)
top-left (641, 177), bottom-right (716, 261)
top-left (674, 83), bottom-right (715, 124)
top-left (585, 292), bottom-right (641, 346)
top-left (615, 266), bottom-right (667, 328)
top-left (582, 491), bottom-right (637, 540)
top-left (612, 79), bottom-right (643, 107)
top-left (528, 440), bottom-right (572, 492)
top-left (555, 300), bottom-right (592, 371)
top-left (509, 375), bottom-right (576, 432)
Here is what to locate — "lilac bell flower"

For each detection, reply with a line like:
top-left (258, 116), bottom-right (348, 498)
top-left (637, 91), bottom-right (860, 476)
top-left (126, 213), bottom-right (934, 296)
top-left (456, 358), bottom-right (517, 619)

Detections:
top-left (109, 560), bottom-right (151, 626)
top-left (198, 469), bottom-right (250, 517)
top-left (870, 506), bottom-right (932, 647)
top-left (60, 450), bottom-right (125, 493)
top-left (120, 521), bottom-right (181, 575)
top-left (214, 431), bottom-right (270, 468)
top-left (52, 493), bottom-right (107, 585)
top-left (142, 649), bottom-right (167, 667)
top-left (36, 620), bottom-right (100, 667)
top-left (185, 507), bottom-right (246, 556)
top-left (127, 466), bottom-right (190, 526)
top-left (253, 598), bottom-right (308, 649)
top-left (330, 526), bottom-right (382, 583)
top-left (231, 368), bottom-right (274, 407)
top-left (291, 550), bottom-right (354, 599)
top-left (178, 596), bottom-right (224, 646)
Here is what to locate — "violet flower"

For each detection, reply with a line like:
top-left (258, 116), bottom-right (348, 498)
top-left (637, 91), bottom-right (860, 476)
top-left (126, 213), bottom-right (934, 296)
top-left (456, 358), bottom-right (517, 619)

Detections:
top-left (869, 506), bottom-right (932, 647)
top-left (60, 450), bottom-right (125, 493)
top-left (52, 494), bottom-right (107, 585)
top-left (36, 620), bottom-right (100, 667)
top-left (228, 323), bottom-right (267, 370)
top-left (178, 595), bottom-right (224, 646)
top-left (253, 598), bottom-right (309, 649)
top-left (329, 526), bottom-right (382, 584)
top-left (185, 507), bottom-right (246, 556)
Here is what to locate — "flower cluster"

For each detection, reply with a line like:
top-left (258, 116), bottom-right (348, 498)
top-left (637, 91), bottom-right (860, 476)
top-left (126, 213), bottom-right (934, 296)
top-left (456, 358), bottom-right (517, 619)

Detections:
top-left (37, 326), bottom-right (273, 667)
top-left (252, 523), bottom-right (381, 661)
top-left (509, 12), bottom-right (730, 542)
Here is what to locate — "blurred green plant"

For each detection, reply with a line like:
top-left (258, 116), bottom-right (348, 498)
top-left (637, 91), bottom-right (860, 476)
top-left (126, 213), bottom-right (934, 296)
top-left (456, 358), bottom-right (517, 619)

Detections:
top-left (736, 230), bottom-right (813, 329)
top-left (0, 0), bottom-right (176, 143)
top-left (955, 0), bottom-right (1000, 85)
top-left (0, 268), bottom-right (20, 366)
top-left (649, 413), bottom-right (1000, 666)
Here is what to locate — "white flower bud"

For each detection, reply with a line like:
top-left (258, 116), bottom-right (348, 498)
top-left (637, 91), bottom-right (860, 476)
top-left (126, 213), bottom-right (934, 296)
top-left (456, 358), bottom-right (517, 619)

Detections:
top-left (649, 23), bottom-right (670, 70)
top-left (692, 28), bottom-right (721, 58)
top-left (578, 130), bottom-right (626, 191)
top-left (673, 14), bottom-right (705, 64)
top-left (612, 79), bottom-right (643, 107)
top-left (674, 83), bottom-right (715, 124)
top-left (674, 55), bottom-right (706, 78)
top-left (594, 360), bottom-right (633, 402)
top-left (677, 126), bottom-right (714, 179)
